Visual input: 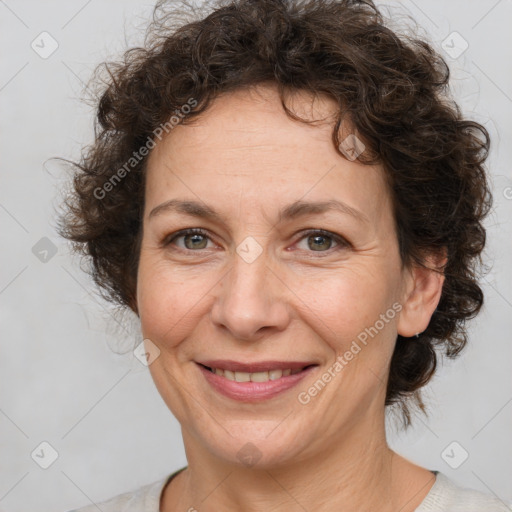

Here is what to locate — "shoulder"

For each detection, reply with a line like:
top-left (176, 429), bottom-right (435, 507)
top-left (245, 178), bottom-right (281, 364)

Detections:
top-left (64, 475), bottom-right (169, 512)
top-left (416, 472), bottom-right (512, 512)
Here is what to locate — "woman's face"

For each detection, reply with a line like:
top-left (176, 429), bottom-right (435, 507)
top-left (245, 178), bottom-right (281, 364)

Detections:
top-left (136, 84), bottom-right (427, 467)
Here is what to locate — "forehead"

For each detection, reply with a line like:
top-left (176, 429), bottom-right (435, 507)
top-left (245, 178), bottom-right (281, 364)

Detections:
top-left (144, 84), bottom-right (391, 226)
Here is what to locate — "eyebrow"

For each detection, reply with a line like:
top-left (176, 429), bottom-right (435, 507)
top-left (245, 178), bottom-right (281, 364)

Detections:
top-left (148, 198), bottom-right (369, 224)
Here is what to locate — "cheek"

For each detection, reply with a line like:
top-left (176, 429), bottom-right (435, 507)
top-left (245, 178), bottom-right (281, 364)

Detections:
top-left (136, 258), bottom-right (207, 347)
top-left (298, 267), bottom-right (397, 336)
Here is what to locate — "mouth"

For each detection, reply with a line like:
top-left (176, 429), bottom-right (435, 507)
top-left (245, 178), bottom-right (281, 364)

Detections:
top-left (199, 363), bottom-right (314, 382)
top-left (195, 360), bottom-right (319, 402)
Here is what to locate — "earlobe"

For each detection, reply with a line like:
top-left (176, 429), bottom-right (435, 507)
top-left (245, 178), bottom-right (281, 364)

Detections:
top-left (397, 250), bottom-right (447, 338)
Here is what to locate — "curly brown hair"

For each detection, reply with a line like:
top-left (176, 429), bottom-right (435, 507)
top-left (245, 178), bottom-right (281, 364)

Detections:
top-left (57, 0), bottom-right (492, 425)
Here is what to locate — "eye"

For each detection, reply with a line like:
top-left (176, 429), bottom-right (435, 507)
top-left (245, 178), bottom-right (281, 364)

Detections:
top-left (163, 228), bottom-right (350, 255)
top-left (164, 228), bottom-right (215, 251)
top-left (295, 229), bottom-right (349, 254)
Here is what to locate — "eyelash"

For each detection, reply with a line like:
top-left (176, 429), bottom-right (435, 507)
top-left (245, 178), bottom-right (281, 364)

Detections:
top-left (163, 228), bottom-right (350, 256)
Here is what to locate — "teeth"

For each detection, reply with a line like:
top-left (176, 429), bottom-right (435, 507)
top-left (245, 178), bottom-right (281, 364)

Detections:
top-left (234, 371), bottom-right (251, 382)
top-left (250, 371), bottom-right (269, 382)
top-left (208, 366), bottom-right (302, 382)
top-left (269, 369), bottom-right (283, 380)
top-left (224, 369), bottom-right (235, 380)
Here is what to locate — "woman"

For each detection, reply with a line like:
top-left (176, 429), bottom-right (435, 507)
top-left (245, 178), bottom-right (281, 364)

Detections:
top-left (59, 0), bottom-right (508, 510)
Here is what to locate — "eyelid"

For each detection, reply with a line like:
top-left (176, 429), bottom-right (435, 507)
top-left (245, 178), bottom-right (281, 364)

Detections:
top-left (294, 228), bottom-right (351, 252)
top-left (163, 228), bottom-right (213, 248)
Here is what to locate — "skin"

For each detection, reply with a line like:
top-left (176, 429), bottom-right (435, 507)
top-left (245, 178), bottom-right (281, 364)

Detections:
top-left (135, 83), bottom-right (446, 511)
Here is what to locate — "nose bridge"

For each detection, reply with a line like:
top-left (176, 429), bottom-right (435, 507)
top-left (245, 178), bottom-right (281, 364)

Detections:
top-left (211, 245), bottom-right (289, 340)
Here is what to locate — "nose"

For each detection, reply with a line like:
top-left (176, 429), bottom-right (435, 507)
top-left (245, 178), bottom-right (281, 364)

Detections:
top-left (210, 251), bottom-right (291, 342)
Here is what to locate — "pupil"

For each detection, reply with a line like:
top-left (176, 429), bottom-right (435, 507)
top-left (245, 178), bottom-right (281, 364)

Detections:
top-left (185, 234), bottom-right (207, 249)
top-left (309, 235), bottom-right (331, 251)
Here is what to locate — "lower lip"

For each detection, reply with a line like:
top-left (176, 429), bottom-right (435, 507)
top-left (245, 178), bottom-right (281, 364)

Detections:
top-left (197, 363), bottom-right (317, 402)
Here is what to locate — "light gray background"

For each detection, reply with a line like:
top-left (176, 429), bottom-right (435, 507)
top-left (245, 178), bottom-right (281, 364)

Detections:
top-left (1, 1), bottom-right (511, 511)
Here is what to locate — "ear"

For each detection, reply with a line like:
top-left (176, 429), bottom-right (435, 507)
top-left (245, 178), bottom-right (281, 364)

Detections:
top-left (397, 249), bottom-right (447, 337)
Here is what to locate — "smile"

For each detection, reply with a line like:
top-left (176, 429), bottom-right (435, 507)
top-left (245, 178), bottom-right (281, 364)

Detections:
top-left (196, 361), bottom-right (318, 402)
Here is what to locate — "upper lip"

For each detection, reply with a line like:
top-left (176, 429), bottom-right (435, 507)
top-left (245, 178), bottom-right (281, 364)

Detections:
top-left (196, 360), bottom-right (318, 373)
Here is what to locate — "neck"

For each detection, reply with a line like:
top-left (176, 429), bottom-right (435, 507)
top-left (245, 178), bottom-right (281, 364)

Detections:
top-left (163, 414), bottom-right (435, 512)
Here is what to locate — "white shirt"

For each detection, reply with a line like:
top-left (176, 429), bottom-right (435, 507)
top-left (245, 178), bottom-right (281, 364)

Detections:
top-left (66, 470), bottom-right (512, 511)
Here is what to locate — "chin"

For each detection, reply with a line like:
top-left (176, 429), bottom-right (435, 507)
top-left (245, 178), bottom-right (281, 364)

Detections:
top-left (188, 414), bottom-right (320, 470)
